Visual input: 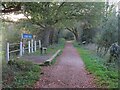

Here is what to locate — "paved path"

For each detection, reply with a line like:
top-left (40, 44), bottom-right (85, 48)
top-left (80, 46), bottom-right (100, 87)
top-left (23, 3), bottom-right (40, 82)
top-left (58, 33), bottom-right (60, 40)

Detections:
top-left (34, 41), bottom-right (96, 88)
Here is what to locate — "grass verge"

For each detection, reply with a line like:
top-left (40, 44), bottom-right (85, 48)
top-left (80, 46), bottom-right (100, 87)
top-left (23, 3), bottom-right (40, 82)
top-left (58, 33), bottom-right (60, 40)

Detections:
top-left (26, 42), bottom-right (65, 57)
top-left (2, 60), bottom-right (41, 88)
top-left (74, 42), bottom-right (118, 88)
top-left (2, 39), bottom-right (65, 88)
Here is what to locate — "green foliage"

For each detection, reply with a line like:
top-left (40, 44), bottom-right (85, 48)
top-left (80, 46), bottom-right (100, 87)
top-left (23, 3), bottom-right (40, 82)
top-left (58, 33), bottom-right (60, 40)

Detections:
top-left (2, 60), bottom-right (41, 88)
top-left (58, 38), bottom-right (65, 45)
top-left (2, 2), bottom-right (106, 46)
top-left (2, 22), bottom-right (21, 43)
top-left (64, 31), bottom-right (74, 40)
top-left (74, 42), bottom-right (118, 88)
top-left (94, 6), bottom-right (118, 50)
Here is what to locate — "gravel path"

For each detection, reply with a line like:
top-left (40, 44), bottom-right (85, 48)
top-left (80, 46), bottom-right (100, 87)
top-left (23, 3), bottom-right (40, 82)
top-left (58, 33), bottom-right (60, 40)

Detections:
top-left (34, 41), bottom-right (97, 88)
top-left (21, 55), bottom-right (51, 64)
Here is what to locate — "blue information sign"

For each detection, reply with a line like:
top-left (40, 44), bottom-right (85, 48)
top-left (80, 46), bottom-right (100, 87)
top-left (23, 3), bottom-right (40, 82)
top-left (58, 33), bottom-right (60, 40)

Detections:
top-left (22, 34), bottom-right (33, 39)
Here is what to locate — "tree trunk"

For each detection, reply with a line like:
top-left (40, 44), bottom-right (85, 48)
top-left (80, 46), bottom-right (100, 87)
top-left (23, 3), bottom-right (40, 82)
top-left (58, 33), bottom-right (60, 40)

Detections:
top-left (41, 26), bottom-right (51, 47)
top-left (74, 32), bottom-right (79, 42)
top-left (49, 27), bottom-right (55, 45)
top-left (55, 29), bottom-right (61, 44)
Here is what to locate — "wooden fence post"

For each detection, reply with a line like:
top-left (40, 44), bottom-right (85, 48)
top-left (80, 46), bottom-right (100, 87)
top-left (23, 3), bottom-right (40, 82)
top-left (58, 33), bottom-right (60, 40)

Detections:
top-left (23, 46), bottom-right (25, 54)
top-left (31, 39), bottom-right (34, 53)
top-left (6, 42), bottom-right (9, 62)
top-left (20, 42), bottom-right (23, 56)
top-left (28, 41), bottom-right (31, 53)
top-left (39, 40), bottom-right (41, 49)
top-left (34, 41), bottom-right (36, 52)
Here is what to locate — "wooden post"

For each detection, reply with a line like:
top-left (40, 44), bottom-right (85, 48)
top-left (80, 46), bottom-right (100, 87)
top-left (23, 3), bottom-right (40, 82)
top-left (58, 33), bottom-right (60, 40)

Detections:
top-left (6, 42), bottom-right (9, 62)
top-left (28, 41), bottom-right (31, 53)
top-left (23, 46), bottom-right (25, 54)
top-left (20, 42), bottom-right (23, 56)
top-left (31, 39), bottom-right (33, 53)
top-left (39, 40), bottom-right (41, 49)
top-left (34, 41), bottom-right (36, 52)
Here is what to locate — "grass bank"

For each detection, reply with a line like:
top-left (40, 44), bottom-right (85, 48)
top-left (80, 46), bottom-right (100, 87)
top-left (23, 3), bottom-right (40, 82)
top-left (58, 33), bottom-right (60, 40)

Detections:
top-left (74, 42), bottom-right (118, 88)
top-left (2, 39), bottom-right (65, 88)
top-left (2, 60), bottom-right (41, 88)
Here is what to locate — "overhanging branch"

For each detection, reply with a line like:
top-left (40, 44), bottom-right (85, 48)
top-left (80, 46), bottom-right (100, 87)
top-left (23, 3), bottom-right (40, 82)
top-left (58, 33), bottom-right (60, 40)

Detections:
top-left (1, 3), bottom-right (21, 13)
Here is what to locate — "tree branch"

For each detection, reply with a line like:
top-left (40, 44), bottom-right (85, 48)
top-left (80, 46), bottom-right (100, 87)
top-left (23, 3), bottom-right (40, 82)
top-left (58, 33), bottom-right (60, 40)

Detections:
top-left (1, 3), bottom-right (21, 13)
top-left (53, 2), bottom-right (66, 19)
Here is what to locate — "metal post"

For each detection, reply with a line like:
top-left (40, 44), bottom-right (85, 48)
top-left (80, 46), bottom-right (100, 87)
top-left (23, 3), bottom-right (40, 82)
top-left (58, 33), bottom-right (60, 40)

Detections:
top-left (34, 41), bottom-right (36, 52)
top-left (28, 41), bottom-right (31, 53)
top-left (6, 42), bottom-right (9, 62)
top-left (31, 39), bottom-right (33, 53)
top-left (39, 40), bottom-right (41, 48)
top-left (20, 42), bottom-right (23, 56)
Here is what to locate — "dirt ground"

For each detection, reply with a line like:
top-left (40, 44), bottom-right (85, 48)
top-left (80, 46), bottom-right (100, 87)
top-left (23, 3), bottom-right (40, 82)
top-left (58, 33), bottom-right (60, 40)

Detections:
top-left (21, 54), bottom-right (51, 64)
top-left (34, 41), bottom-right (97, 88)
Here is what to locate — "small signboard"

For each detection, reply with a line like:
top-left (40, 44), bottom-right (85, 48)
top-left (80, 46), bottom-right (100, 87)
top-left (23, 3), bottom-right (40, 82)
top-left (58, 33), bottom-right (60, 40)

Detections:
top-left (22, 33), bottom-right (33, 39)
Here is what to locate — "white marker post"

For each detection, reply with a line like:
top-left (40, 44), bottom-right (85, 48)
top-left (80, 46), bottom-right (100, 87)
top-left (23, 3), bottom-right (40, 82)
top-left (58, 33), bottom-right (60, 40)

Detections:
top-left (34, 41), bottom-right (36, 52)
top-left (31, 39), bottom-right (33, 53)
top-left (23, 46), bottom-right (25, 54)
top-left (6, 42), bottom-right (10, 62)
top-left (20, 42), bottom-right (23, 56)
top-left (39, 40), bottom-right (41, 49)
top-left (28, 41), bottom-right (31, 53)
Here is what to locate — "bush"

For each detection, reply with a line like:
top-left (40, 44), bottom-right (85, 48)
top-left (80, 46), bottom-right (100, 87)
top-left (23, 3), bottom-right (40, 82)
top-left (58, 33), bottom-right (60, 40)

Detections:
top-left (58, 38), bottom-right (66, 44)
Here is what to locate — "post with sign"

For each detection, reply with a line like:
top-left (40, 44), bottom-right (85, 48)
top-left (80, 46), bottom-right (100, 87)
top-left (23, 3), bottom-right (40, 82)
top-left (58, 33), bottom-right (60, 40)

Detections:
top-left (22, 33), bottom-right (33, 53)
top-left (22, 34), bottom-right (33, 39)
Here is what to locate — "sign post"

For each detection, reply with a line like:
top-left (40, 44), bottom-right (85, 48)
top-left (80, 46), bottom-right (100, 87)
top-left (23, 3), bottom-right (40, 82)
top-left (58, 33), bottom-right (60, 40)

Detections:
top-left (22, 34), bottom-right (33, 39)
top-left (22, 33), bottom-right (33, 54)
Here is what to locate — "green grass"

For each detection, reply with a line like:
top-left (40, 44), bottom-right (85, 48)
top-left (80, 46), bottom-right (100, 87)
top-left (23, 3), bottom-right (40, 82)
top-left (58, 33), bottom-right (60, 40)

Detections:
top-left (2, 39), bottom-right (66, 88)
top-left (2, 59), bottom-right (41, 88)
top-left (74, 42), bottom-right (118, 88)
top-left (26, 42), bottom-right (65, 57)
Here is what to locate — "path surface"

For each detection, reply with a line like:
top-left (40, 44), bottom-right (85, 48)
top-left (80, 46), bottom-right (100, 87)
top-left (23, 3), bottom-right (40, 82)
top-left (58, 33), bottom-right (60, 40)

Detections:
top-left (34, 41), bottom-right (96, 88)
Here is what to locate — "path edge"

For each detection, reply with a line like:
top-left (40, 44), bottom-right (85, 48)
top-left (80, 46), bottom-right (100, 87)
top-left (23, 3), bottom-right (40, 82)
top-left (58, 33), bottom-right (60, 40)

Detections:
top-left (36, 49), bottom-right (61, 65)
